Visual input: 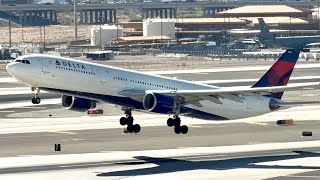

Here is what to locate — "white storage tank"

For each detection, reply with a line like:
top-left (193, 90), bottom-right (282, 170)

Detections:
top-left (90, 24), bottom-right (123, 46)
top-left (143, 18), bottom-right (175, 39)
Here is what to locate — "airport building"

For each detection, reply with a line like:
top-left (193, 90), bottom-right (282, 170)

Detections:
top-left (116, 4), bottom-right (320, 43)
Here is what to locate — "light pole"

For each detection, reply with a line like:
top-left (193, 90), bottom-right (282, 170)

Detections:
top-left (74, 0), bottom-right (78, 40)
top-left (160, 17), bottom-right (162, 40)
top-left (39, 25), bottom-right (42, 46)
top-left (43, 24), bottom-right (46, 50)
top-left (98, 14), bottom-right (106, 49)
top-left (317, 0), bottom-right (320, 34)
top-left (21, 19), bottom-right (24, 43)
top-left (8, 19), bottom-right (11, 47)
top-left (100, 23), bottom-right (102, 49)
top-left (116, 18), bottom-right (119, 39)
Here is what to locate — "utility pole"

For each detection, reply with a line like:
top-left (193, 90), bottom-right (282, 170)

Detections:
top-left (39, 26), bottom-right (42, 46)
top-left (175, 1), bottom-right (179, 44)
top-left (43, 25), bottom-right (46, 50)
top-left (317, 0), bottom-right (320, 35)
top-left (160, 17), bottom-right (162, 40)
top-left (100, 23), bottom-right (102, 49)
top-left (74, 0), bottom-right (78, 40)
top-left (116, 18), bottom-right (119, 39)
top-left (9, 19), bottom-right (11, 47)
top-left (21, 19), bottom-right (24, 43)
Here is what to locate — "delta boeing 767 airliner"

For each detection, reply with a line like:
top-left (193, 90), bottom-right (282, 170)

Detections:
top-left (6, 50), bottom-right (320, 134)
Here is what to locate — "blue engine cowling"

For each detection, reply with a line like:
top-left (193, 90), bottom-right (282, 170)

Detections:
top-left (143, 93), bottom-right (175, 114)
top-left (61, 95), bottom-right (96, 112)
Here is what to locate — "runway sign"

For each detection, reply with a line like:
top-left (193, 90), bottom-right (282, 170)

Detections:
top-left (54, 144), bottom-right (61, 151)
top-left (302, 131), bottom-right (313, 137)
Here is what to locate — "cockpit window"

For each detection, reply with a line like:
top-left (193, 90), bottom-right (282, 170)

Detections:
top-left (16, 60), bottom-right (30, 64)
top-left (15, 60), bottom-right (21, 62)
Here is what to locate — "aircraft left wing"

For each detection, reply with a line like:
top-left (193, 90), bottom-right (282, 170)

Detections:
top-left (305, 42), bottom-right (320, 47)
top-left (145, 82), bottom-right (320, 96)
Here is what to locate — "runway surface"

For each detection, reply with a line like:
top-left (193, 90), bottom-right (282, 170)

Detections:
top-left (1, 62), bottom-right (320, 179)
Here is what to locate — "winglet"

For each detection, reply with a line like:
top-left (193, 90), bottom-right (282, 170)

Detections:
top-left (252, 49), bottom-right (301, 99)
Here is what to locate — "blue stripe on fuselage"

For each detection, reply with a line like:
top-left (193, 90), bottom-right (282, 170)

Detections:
top-left (41, 87), bottom-right (228, 120)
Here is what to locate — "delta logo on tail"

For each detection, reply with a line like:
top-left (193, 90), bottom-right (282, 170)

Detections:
top-left (252, 50), bottom-right (300, 99)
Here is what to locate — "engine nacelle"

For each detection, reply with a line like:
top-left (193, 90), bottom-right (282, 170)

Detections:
top-left (61, 95), bottom-right (96, 112)
top-left (269, 98), bottom-right (281, 111)
top-left (143, 93), bottom-right (176, 114)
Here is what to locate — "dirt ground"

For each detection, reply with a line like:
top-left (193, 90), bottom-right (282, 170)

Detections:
top-left (0, 25), bottom-right (92, 45)
top-left (1, 53), bottom-right (319, 77)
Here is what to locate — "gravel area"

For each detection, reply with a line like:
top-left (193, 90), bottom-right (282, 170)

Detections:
top-left (1, 53), bottom-right (320, 78)
top-left (0, 25), bottom-right (92, 45)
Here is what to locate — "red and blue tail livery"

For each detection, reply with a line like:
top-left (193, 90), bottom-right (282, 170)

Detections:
top-left (252, 49), bottom-right (301, 99)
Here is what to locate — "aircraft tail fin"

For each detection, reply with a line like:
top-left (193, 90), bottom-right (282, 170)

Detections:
top-left (258, 18), bottom-right (275, 41)
top-left (252, 49), bottom-right (301, 99)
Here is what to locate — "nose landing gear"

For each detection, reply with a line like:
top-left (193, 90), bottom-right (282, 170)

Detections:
top-left (31, 87), bottom-right (41, 104)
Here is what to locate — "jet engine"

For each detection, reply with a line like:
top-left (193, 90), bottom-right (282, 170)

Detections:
top-left (269, 99), bottom-right (281, 111)
top-left (143, 93), bottom-right (183, 114)
top-left (61, 95), bottom-right (96, 112)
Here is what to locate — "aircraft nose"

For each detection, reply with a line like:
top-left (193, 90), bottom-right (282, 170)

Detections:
top-left (6, 62), bottom-right (16, 75)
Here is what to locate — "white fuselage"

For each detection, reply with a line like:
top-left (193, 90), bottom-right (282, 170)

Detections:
top-left (6, 54), bottom-right (278, 120)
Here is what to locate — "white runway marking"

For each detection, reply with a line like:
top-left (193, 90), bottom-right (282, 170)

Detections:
top-left (0, 87), bottom-right (49, 95)
top-left (0, 77), bottom-right (17, 83)
top-left (0, 141), bottom-right (319, 180)
top-left (195, 76), bottom-right (320, 84)
top-left (0, 140), bottom-right (319, 168)
top-left (1, 105), bottom-right (320, 134)
top-left (0, 98), bottom-right (60, 110)
top-left (49, 131), bottom-right (77, 135)
top-left (148, 64), bottom-right (320, 75)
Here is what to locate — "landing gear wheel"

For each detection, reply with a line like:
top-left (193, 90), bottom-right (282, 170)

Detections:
top-left (168, 115), bottom-right (188, 134)
top-left (120, 108), bottom-right (141, 134)
top-left (31, 97), bottom-right (40, 104)
top-left (31, 87), bottom-right (41, 104)
top-left (127, 125), bottom-right (134, 133)
top-left (173, 117), bottom-right (181, 127)
top-left (133, 124), bottom-right (141, 133)
top-left (127, 116), bottom-right (133, 125)
top-left (174, 126), bottom-right (182, 134)
top-left (120, 117), bottom-right (127, 126)
top-left (35, 97), bottom-right (41, 104)
top-left (167, 118), bottom-right (174, 127)
top-left (181, 125), bottom-right (188, 134)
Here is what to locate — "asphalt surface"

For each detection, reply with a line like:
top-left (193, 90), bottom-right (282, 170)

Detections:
top-left (1, 148), bottom-right (319, 176)
top-left (0, 121), bottom-right (319, 157)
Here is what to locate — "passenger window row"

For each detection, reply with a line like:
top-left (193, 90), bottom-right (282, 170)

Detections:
top-left (56, 66), bottom-right (95, 75)
top-left (113, 76), bottom-right (177, 90)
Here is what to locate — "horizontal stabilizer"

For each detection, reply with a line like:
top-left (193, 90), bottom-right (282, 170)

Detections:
top-left (273, 101), bottom-right (320, 107)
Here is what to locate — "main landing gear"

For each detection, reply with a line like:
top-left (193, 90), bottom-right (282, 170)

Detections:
top-left (120, 108), bottom-right (141, 134)
top-left (31, 87), bottom-right (41, 104)
top-left (167, 115), bottom-right (188, 134)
